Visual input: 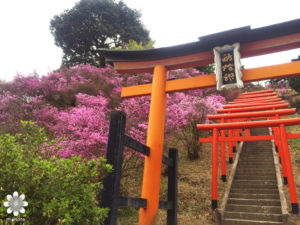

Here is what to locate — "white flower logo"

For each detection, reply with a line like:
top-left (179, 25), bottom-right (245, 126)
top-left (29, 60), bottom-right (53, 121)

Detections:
top-left (4, 191), bottom-right (28, 216)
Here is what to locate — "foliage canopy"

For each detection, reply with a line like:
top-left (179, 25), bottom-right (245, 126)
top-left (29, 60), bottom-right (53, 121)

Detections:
top-left (50, 0), bottom-right (150, 67)
top-left (289, 77), bottom-right (300, 92)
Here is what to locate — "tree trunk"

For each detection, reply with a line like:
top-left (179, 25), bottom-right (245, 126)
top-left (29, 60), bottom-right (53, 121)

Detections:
top-left (99, 55), bottom-right (106, 68)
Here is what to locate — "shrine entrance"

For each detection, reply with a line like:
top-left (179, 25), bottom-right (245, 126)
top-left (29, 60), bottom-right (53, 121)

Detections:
top-left (100, 19), bottom-right (300, 225)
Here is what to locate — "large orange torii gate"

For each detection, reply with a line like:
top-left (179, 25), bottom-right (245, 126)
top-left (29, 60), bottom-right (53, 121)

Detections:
top-left (100, 19), bottom-right (300, 224)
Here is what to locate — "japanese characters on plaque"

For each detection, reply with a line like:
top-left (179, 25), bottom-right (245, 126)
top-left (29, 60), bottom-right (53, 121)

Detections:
top-left (220, 51), bottom-right (236, 84)
top-left (213, 43), bottom-right (243, 90)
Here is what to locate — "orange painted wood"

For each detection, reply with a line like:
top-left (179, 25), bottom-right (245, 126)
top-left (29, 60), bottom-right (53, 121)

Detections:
top-left (223, 101), bottom-right (285, 109)
top-left (228, 119), bottom-right (233, 161)
top-left (287, 133), bottom-right (300, 139)
top-left (239, 89), bottom-right (275, 95)
top-left (212, 128), bottom-right (218, 202)
top-left (236, 92), bottom-right (277, 99)
top-left (121, 61), bottom-right (300, 98)
top-left (274, 113), bottom-right (287, 180)
top-left (197, 117), bottom-right (300, 130)
top-left (115, 51), bottom-right (213, 74)
top-left (279, 124), bottom-right (298, 205)
top-left (139, 66), bottom-right (167, 225)
top-left (114, 33), bottom-right (300, 73)
top-left (208, 109), bottom-right (296, 120)
top-left (242, 60), bottom-right (300, 83)
top-left (232, 96), bottom-right (281, 103)
top-left (200, 135), bottom-right (278, 142)
top-left (217, 103), bottom-right (289, 113)
top-left (220, 118), bottom-right (226, 179)
top-left (228, 98), bottom-right (282, 104)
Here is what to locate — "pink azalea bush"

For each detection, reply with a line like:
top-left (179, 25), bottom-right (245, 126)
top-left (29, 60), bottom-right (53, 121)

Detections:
top-left (0, 65), bottom-right (225, 159)
top-left (266, 79), bottom-right (292, 100)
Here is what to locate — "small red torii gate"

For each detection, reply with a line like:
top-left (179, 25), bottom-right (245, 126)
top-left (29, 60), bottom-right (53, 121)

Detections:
top-left (204, 108), bottom-right (296, 181)
top-left (231, 96), bottom-right (283, 104)
top-left (197, 90), bottom-right (300, 214)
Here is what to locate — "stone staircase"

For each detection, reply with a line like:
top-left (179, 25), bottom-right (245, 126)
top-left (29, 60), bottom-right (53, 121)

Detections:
top-left (223, 128), bottom-right (284, 225)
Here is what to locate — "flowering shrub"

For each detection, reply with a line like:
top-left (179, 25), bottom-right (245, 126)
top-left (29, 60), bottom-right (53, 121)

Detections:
top-left (39, 92), bottom-right (110, 158)
top-left (220, 88), bottom-right (242, 102)
top-left (266, 79), bottom-right (292, 100)
top-left (0, 91), bottom-right (42, 134)
top-left (0, 65), bottom-right (225, 159)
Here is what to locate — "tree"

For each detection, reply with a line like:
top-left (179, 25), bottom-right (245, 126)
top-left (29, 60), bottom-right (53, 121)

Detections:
top-left (289, 77), bottom-right (300, 92)
top-left (50, 0), bottom-right (150, 67)
top-left (195, 64), bottom-right (215, 74)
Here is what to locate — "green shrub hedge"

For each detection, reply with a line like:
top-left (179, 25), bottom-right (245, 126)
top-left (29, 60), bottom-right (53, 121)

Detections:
top-left (0, 121), bottom-right (112, 224)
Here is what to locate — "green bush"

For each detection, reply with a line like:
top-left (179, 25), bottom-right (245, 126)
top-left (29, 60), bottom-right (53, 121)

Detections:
top-left (0, 121), bottom-right (112, 224)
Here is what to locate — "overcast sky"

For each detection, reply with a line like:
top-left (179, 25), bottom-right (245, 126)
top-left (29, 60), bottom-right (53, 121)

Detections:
top-left (0, 0), bottom-right (300, 81)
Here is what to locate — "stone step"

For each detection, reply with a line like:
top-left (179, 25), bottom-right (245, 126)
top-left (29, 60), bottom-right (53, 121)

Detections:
top-left (223, 129), bottom-right (283, 225)
top-left (239, 160), bottom-right (274, 163)
top-left (235, 171), bottom-right (276, 176)
top-left (238, 161), bottom-right (274, 165)
top-left (237, 163), bottom-right (274, 167)
top-left (237, 167), bottom-right (275, 171)
top-left (233, 180), bottom-right (277, 186)
top-left (238, 159), bottom-right (274, 163)
top-left (230, 188), bottom-right (279, 195)
top-left (222, 218), bottom-right (283, 225)
top-left (240, 156), bottom-right (274, 158)
top-left (237, 164), bottom-right (275, 172)
top-left (240, 154), bottom-right (273, 156)
top-left (229, 193), bottom-right (279, 200)
top-left (242, 147), bottom-right (271, 149)
top-left (224, 211), bottom-right (283, 222)
top-left (240, 152), bottom-right (272, 154)
top-left (238, 161), bottom-right (275, 167)
top-left (236, 169), bottom-right (276, 174)
top-left (226, 204), bottom-right (282, 214)
top-left (231, 183), bottom-right (277, 189)
top-left (240, 153), bottom-right (272, 156)
top-left (227, 198), bottom-right (281, 206)
top-left (240, 154), bottom-right (273, 157)
top-left (234, 175), bottom-right (276, 181)
top-left (244, 145), bottom-right (272, 148)
top-left (242, 150), bottom-right (272, 152)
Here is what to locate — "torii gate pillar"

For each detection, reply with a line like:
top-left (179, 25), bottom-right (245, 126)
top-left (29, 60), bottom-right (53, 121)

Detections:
top-left (139, 65), bottom-right (167, 225)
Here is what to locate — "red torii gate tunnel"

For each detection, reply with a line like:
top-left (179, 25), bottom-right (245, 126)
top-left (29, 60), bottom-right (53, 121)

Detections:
top-left (100, 19), bottom-right (300, 224)
top-left (198, 89), bottom-right (300, 214)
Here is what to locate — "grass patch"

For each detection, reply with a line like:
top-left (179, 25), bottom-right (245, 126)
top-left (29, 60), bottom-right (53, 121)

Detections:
top-left (286, 114), bottom-right (300, 167)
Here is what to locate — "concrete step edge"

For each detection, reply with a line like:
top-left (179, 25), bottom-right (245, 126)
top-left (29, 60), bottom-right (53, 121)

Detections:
top-left (227, 198), bottom-right (281, 206)
top-left (231, 185), bottom-right (277, 189)
top-left (234, 177), bottom-right (276, 181)
top-left (228, 198), bottom-right (280, 202)
top-left (235, 173), bottom-right (276, 176)
top-left (226, 204), bottom-right (282, 214)
top-left (233, 180), bottom-right (277, 183)
top-left (230, 188), bottom-right (279, 194)
top-left (222, 218), bottom-right (283, 225)
top-left (223, 211), bottom-right (283, 222)
top-left (229, 193), bottom-right (280, 199)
